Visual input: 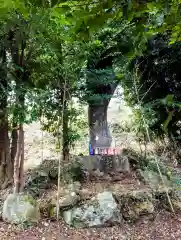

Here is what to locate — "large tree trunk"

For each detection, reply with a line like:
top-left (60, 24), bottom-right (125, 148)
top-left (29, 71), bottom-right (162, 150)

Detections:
top-left (86, 54), bottom-right (118, 154)
top-left (88, 101), bottom-right (112, 153)
top-left (88, 81), bottom-right (118, 154)
top-left (0, 50), bottom-right (14, 189)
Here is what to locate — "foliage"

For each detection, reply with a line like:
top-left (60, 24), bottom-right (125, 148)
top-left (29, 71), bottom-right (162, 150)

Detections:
top-left (123, 34), bottom-right (181, 140)
top-left (0, 0), bottom-right (181, 166)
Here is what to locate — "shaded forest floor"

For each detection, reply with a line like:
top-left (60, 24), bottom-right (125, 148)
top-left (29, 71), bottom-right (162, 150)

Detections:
top-left (0, 167), bottom-right (181, 239)
top-left (0, 211), bottom-right (180, 240)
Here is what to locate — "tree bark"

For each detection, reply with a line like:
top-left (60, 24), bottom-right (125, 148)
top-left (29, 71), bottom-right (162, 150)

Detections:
top-left (13, 125), bottom-right (24, 194)
top-left (11, 123), bottom-right (18, 164)
top-left (88, 101), bottom-right (112, 152)
top-left (88, 81), bottom-right (118, 153)
top-left (86, 52), bottom-right (118, 154)
top-left (62, 99), bottom-right (69, 162)
top-left (19, 128), bottom-right (24, 192)
top-left (0, 50), bottom-right (14, 189)
top-left (0, 122), bottom-right (13, 189)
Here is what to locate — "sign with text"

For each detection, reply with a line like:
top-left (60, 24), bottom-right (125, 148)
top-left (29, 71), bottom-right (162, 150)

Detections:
top-left (90, 147), bottom-right (121, 155)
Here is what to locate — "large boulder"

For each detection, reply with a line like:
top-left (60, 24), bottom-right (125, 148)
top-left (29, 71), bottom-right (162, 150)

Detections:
top-left (119, 190), bottom-right (154, 221)
top-left (2, 193), bottom-right (40, 224)
top-left (63, 191), bottom-right (122, 228)
top-left (138, 170), bottom-right (172, 189)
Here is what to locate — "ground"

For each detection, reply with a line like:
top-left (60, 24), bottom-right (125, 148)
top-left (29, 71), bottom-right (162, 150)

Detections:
top-left (0, 209), bottom-right (181, 239)
top-left (0, 171), bottom-right (181, 239)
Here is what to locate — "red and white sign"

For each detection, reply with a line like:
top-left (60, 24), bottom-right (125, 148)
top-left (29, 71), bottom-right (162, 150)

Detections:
top-left (94, 147), bottom-right (121, 155)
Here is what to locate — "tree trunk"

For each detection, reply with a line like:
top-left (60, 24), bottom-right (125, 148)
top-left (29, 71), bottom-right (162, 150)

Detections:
top-left (11, 123), bottom-right (18, 164)
top-left (0, 122), bottom-right (13, 189)
top-left (0, 49), bottom-right (13, 189)
top-left (87, 80), bottom-right (118, 154)
top-left (10, 38), bottom-right (27, 193)
top-left (88, 101), bottom-right (112, 153)
top-left (62, 99), bottom-right (69, 162)
top-left (19, 128), bottom-right (24, 192)
top-left (86, 58), bottom-right (118, 154)
top-left (13, 125), bottom-right (24, 194)
top-left (13, 88), bottom-right (25, 193)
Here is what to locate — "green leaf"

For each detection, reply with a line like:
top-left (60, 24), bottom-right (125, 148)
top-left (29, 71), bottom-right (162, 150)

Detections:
top-left (162, 111), bottom-right (174, 132)
top-left (51, 0), bottom-right (59, 7)
top-left (165, 94), bottom-right (174, 105)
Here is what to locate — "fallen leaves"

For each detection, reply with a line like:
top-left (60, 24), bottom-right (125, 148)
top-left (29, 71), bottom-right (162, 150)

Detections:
top-left (0, 210), bottom-right (181, 240)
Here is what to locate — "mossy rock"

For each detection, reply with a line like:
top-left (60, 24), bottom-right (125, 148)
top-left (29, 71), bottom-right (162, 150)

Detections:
top-left (119, 190), bottom-right (154, 222)
top-left (2, 193), bottom-right (40, 224)
top-left (154, 188), bottom-right (181, 212)
top-left (138, 169), bottom-right (172, 189)
top-left (63, 191), bottom-right (122, 228)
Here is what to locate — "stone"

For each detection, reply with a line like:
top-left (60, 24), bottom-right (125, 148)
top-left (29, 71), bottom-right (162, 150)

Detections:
top-left (139, 170), bottom-right (171, 188)
top-left (63, 191), bottom-right (122, 228)
top-left (120, 190), bottom-right (154, 221)
top-left (78, 189), bottom-right (93, 201)
top-left (2, 193), bottom-right (40, 224)
top-left (113, 155), bottom-right (130, 173)
top-left (92, 169), bottom-right (104, 178)
top-left (67, 182), bottom-right (81, 194)
top-left (58, 192), bottom-right (80, 209)
top-left (76, 155), bottom-right (103, 172)
top-left (155, 188), bottom-right (181, 212)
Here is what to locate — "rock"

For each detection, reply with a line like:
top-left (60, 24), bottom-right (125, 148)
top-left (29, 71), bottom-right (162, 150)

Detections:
top-left (172, 199), bottom-right (181, 211)
top-left (63, 191), bottom-right (122, 228)
top-left (58, 192), bottom-right (80, 209)
top-left (24, 171), bottom-right (49, 198)
top-left (76, 155), bottom-right (103, 172)
top-left (120, 190), bottom-right (154, 221)
top-left (155, 188), bottom-right (181, 212)
top-left (113, 155), bottom-right (130, 173)
top-left (78, 189), bottom-right (93, 201)
top-left (92, 169), bottom-right (104, 178)
top-left (103, 175), bottom-right (112, 181)
top-left (139, 170), bottom-right (171, 188)
top-left (2, 193), bottom-right (40, 224)
top-left (67, 182), bottom-right (81, 194)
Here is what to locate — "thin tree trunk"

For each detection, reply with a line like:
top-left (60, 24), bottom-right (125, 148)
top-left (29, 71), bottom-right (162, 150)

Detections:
top-left (11, 123), bottom-right (18, 164)
top-left (10, 37), bottom-right (27, 193)
top-left (19, 127), bottom-right (24, 192)
top-left (13, 126), bottom-right (21, 194)
top-left (13, 125), bottom-right (24, 193)
top-left (62, 99), bottom-right (69, 162)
